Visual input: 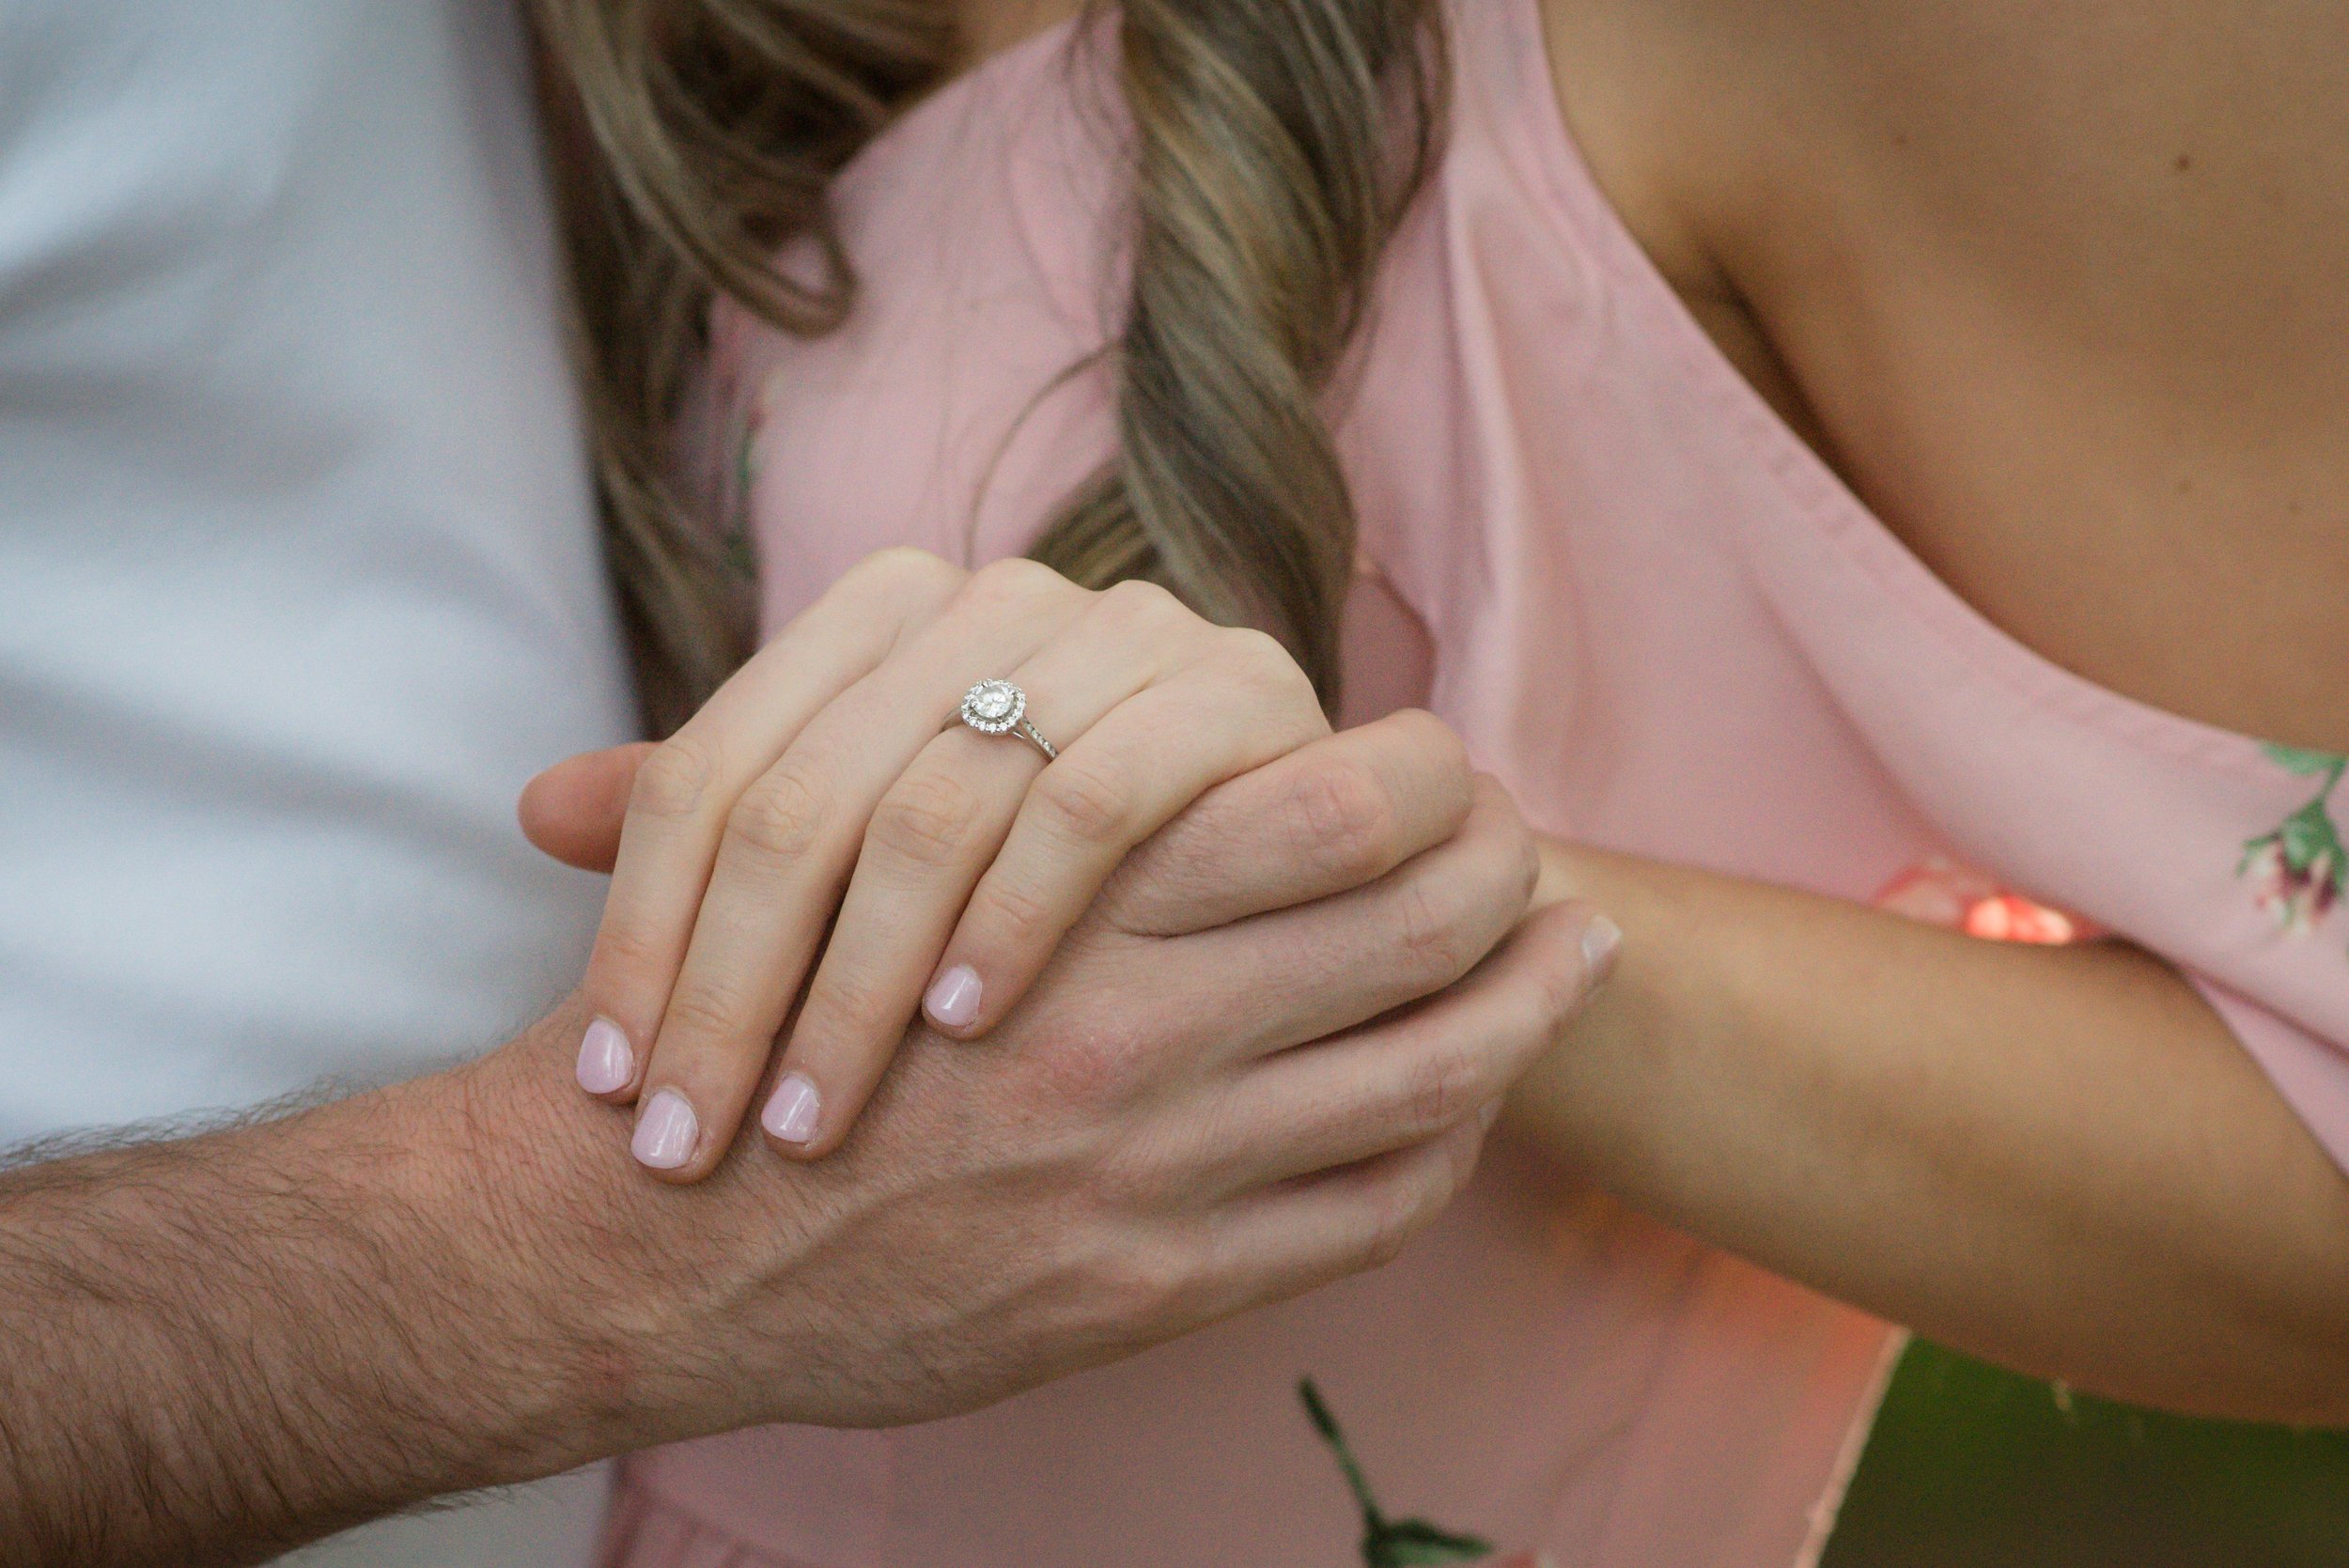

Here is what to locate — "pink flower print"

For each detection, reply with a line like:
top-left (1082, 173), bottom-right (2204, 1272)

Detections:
top-left (2240, 744), bottom-right (2347, 938)
top-left (2243, 836), bottom-right (2341, 933)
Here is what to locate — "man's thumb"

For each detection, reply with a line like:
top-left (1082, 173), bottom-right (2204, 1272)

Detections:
top-left (516, 742), bottom-right (657, 874)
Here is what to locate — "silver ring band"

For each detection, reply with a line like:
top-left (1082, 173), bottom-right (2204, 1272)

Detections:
top-left (957, 679), bottom-right (1057, 760)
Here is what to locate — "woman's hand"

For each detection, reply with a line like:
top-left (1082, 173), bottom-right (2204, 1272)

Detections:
top-left (541, 547), bottom-right (1367, 1180)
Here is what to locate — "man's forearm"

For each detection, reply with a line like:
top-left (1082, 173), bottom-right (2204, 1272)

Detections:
top-left (0, 1008), bottom-right (631, 1568)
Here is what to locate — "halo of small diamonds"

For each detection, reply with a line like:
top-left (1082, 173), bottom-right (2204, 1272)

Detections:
top-left (959, 679), bottom-right (1027, 736)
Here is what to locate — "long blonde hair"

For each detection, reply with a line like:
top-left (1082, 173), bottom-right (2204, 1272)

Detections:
top-left (534, 0), bottom-right (1443, 734)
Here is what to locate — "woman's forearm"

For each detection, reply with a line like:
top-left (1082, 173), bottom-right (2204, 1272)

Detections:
top-left (1509, 841), bottom-right (2349, 1424)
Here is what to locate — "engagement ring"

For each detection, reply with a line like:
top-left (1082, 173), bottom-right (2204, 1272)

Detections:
top-left (957, 679), bottom-right (1057, 760)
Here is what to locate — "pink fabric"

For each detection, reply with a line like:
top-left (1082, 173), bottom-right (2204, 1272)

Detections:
top-left (610, 2), bottom-right (2349, 1563)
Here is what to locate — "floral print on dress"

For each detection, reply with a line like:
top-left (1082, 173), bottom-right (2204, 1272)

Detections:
top-left (1299, 1380), bottom-right (1504, 1565)
top-left (2241, 743), bottom-right (2348, 936)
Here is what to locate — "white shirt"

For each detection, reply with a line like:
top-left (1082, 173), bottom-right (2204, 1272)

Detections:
top-left (0, 1), bottom-right (636, 1560)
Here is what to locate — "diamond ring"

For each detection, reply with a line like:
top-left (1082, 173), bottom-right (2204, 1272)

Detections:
top-left (957, 679), bottom-right (1057, 760)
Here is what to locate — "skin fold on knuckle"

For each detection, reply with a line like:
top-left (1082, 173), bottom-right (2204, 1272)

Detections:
top-left (584, 914), bottom-right (672, 994)
top-left (1288, 756), bottom-right (1399, 887)
top-left (1395, 1035), bottom-right (1483, 1143)
top-left (795, 944), bottom-right (926, 1077)
top-left (653, 974), bottom-right (758, 1056)
top-left (726, 764), bottom-right (833, 864)
top-left (1032, 754), bottom-right (1139, 850)
top-left (966, 870), bottom-right (1061, 964)
top-left (866, 769), bottom-right (985, 871)
top-left (1382, 709), bottom-right (1474, 815)
top-left (630, 734), bottom-right (724, 824)
top-left (1390, 873), bottom-right (1475, 988)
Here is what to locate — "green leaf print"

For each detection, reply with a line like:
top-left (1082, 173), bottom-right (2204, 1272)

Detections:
top-left (2242, 743), bottom-right (2349, 937)
top-left (2263, 742), bottom-right (2348, 780)
top-left (1300, 1379), bottom-right (1497, 1567)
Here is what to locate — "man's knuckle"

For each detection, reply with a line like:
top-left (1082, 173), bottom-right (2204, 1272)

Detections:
top-left (631, 736), bottom-right (723, 822)
top-left (728, 766), bottom-right (832, 862)
top-left (1398, 1040), bottom-right (1481, 1138)
top-left (1360, 1179), bottom-right (1424, 1272)
top-left (1289, 759), bottom-right (1398, 881)
top-left (868, 770), bottom-right (984, 869)
top-left (1527, 957), bottom-right (1584, 1037)
top-left (1033, 756), bottom-right (1139, 847)
top-left (1033, 1017), bottom-right (1148, 1112)
top-left (1088, 1140), bottom-right (1169, 1212)
top-left (1392, 877), bottom-right (1472, 982)
top-left (1102, 1239), bottom-right (1198, 1324)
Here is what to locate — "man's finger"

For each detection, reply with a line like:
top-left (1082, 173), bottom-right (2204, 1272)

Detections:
top-left (1099, 708), bottom-right (1475, 937)
top-left (518, 743), bottom-right (656, 873)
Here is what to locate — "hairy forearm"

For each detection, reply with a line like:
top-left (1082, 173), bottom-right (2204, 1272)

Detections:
top-left (1511, 842), bottom-right (2349, 1424)
top-left (0, 1009), bottom-right (635, 1567)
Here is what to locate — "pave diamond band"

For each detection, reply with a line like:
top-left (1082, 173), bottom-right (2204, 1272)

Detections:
top-left (957, 679), bottom-right (1057, 759)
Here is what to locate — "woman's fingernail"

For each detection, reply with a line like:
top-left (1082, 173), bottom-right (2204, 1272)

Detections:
top-left (575, 1017), bottom-right (634, 1095)
top-left (1581, 915), bottom-right (1623, 986)
top-left (631, 1090), bottom-right (698, 1170)
top-left (924, 964), bottom-right (984, 1029)
top-left (762, 1072), bottom-right (823, 1144)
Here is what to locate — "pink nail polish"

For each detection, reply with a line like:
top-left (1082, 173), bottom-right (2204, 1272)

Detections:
top-left (762, 1072), bottom-right (822, 1144)
top-left (575, 1017), bottom-right (634, 1095)
top-left (1581, 915), bottom-right (1623, 986)
top-left (631, 1090), bottom-right (698, 1170)
top-left (924, 964), bottom-right (984, 1029)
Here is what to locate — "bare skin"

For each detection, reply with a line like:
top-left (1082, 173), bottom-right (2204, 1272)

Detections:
top-left (1544, 0), bottom-right (2349, 754)
top-left (907, 0), bottom-right (2349, 1423)
top-left (0, 711), bottom-right (1593, 1567)
top-left (1510, 0), bottom-right (2349, 1422)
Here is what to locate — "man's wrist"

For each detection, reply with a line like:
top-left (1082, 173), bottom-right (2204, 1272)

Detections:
top-left (418, 1001), bottom-right (685, 1469)
top-left (0, 1001), bottom-right (688, 1567)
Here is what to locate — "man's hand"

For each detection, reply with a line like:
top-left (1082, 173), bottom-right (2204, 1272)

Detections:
top-left (521, 710), bottom-right (1605, 1434)
top-left (0, 714), bottom-right (1606, 1567)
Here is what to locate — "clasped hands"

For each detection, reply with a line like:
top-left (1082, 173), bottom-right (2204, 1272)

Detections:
top-left (516, 548), bottom-right (1609, 1429)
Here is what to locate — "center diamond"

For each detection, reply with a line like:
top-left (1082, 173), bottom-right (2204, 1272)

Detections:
top-left (961, 679), bottom-right (1026, 735)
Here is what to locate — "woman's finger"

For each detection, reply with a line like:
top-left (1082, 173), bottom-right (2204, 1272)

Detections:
top-left (920, 619), bottom-right (1331, 1040)
top-left (576, 548), bottom-right (966, 1106)
top-left (765, 594), bottom-right (1325, 1156)
top-left (1098, 708), bottom-right (1476, 938)
top-left (1192, 898), bottom-right (1615, 1198)
top-left (626, 559), bottom-right (1090, 1179)
top-left (756, 589), bottom-right (1196, 1157)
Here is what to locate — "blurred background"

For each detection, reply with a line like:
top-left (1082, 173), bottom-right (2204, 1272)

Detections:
top-left (1825, 1341), bottom-right (2349, 1567)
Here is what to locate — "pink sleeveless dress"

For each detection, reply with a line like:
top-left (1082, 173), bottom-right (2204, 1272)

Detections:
top-left (606, 2), bottom-right (2349, 1562)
